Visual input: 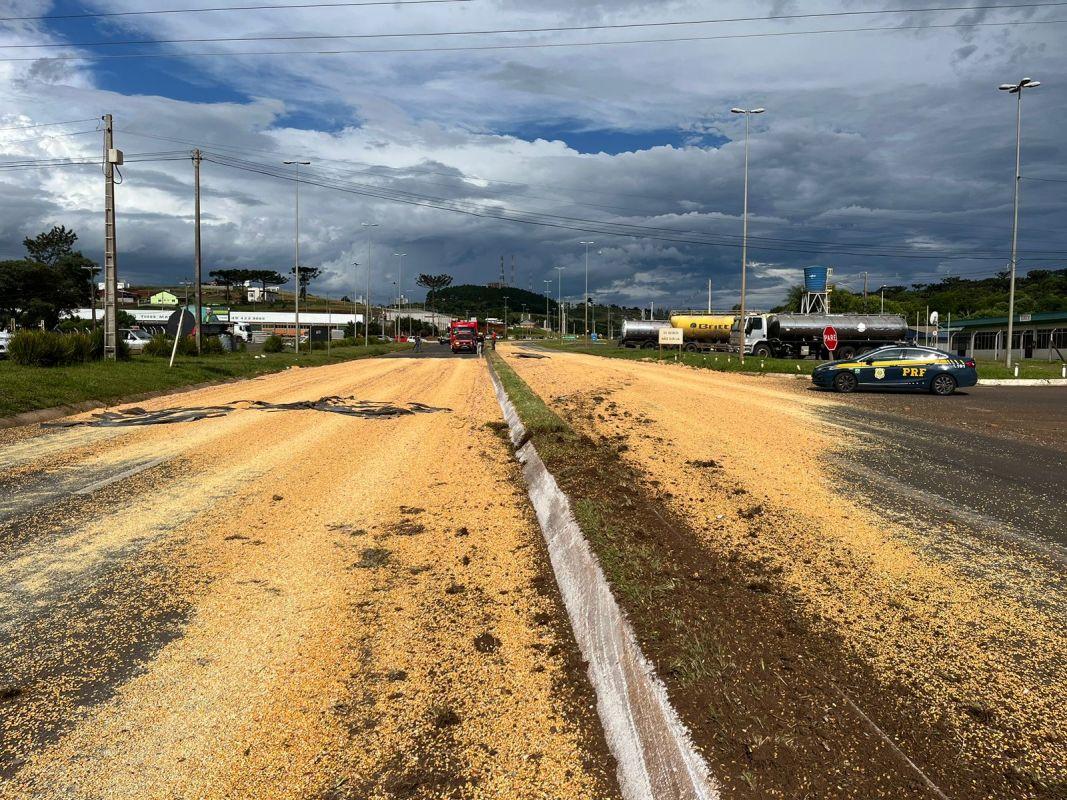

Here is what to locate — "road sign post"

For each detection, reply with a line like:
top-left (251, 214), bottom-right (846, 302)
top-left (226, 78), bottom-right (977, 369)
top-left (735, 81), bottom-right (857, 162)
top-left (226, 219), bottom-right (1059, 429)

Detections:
top-left (658, 327), bottom-right (683, 361)
top-left (823, 325), bottom-right (838, 359)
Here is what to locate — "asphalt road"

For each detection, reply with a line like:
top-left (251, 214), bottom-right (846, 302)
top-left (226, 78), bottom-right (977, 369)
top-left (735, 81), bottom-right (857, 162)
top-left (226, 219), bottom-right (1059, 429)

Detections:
top-left (0, 355), bottom-right (617, 799)
top-left (817, 386), bottom-right (1067, 551)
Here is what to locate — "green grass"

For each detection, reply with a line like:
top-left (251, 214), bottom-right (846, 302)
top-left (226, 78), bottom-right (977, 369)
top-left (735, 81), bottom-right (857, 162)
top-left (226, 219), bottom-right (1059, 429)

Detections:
top-left (0, 342), bottom-right (409, 417)
top-left (533, 340), bottom-right (1066, 380)
top-left (488, 352), bottom-right (569, 435)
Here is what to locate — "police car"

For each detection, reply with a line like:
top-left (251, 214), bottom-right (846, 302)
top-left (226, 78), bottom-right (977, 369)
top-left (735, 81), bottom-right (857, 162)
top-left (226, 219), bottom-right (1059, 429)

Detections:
top-left (811, 346), bottom-right (978, 395)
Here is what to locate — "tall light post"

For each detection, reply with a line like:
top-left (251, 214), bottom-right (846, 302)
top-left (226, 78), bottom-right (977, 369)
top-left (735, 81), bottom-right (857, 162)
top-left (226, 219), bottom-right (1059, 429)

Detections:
top-left (543, 279), bottom-right (552, 331)
top-left (393, 252), bottom-right (406, 339)
top-left (503, 295), bottom-right (509, 341)
top-left (730, 107), bottom-right (764, 366)
top-left (283, 159), bottom-right (310, 353)
top-left (554, 266), bottom-right (566, 341)
top-left (579, 241), bottom-right (595, 339)
top-left (999, 77), bottom-right (1040, 368)
top-left (361, 222), bottom-right (379, 346)
top-left (879, 285), bottom-right (888, 315)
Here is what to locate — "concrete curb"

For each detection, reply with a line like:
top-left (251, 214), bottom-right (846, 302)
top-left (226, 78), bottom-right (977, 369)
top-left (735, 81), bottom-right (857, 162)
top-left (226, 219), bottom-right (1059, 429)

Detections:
top-left (977, 377), bottom-right (1067, 386)
top-left (487, 359), bottom-right (718, 800)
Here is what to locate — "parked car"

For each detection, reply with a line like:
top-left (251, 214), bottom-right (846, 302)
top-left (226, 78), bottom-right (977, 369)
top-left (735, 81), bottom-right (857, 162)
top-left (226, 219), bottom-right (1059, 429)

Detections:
top-left (811, 346), bottom-right (978, 395)
top-left (0, 330), bottom-right (10, 359)
top-left (120, 328), bottom-right (153, 352)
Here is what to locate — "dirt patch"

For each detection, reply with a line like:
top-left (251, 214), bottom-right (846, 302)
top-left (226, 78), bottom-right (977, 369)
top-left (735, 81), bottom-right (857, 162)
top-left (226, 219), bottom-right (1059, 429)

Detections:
top-left (531, 426), bottom-right (1014, 799)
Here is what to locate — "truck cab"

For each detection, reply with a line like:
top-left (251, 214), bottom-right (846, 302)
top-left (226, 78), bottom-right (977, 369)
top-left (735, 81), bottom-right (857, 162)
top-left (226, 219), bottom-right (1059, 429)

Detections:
top-left (729, 314), bottom-right (777, 357)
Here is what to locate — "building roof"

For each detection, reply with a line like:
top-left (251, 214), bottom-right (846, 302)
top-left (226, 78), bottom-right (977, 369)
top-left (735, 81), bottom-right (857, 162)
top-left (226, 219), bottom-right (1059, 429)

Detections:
top-left (953, 310), bottom-right (1067, 328)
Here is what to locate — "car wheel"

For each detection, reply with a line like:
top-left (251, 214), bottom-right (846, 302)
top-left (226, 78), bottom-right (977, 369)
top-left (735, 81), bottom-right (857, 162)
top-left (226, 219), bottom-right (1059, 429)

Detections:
top-left (930, 373), bottom-right (957, 396)
top-left (752, 344), bottom-right (771, 357)
top-left (833, 372), bottom-right (858, 393)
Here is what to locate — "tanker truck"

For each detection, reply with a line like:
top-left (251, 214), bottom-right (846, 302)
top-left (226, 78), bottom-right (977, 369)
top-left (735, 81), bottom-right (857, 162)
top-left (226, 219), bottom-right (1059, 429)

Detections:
top-left (618, 319), bottom-right (671, 348)
top-left (669, 314), bottom-right (735, 352)
top-left (729, 313), bottom-right (910, 360)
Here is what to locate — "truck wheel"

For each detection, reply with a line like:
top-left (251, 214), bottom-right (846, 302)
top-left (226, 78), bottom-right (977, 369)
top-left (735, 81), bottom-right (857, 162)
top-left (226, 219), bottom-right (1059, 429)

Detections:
top-left (838, 346), bottom-right (856, 360)
top-left (641, 341), bottom-right (656, 349)
top-left (683, 343), bottom-right (698, 352)
top-left (833, 372), bottom-right (858, 393)
top-left (930, 374), bottom-right (957, 396)
top-left (752, 344), bottom-right (771, 357)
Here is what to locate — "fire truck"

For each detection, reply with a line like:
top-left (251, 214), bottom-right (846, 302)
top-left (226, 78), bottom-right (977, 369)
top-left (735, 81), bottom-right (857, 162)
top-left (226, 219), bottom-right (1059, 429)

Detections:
top-left (449, 320), bottom-right (479, 354)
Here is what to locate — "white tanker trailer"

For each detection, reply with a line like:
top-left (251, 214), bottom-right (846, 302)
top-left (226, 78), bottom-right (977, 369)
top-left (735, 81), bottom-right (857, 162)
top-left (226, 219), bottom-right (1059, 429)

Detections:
top-left (730, 313), bottom-right (910, 360)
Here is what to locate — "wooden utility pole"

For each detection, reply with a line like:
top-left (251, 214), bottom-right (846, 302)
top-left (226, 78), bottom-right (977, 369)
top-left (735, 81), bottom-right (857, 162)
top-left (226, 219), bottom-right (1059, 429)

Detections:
top-left (193, 149), bottom-right (203, 353)
top-left (102, 114), bottom-right (121, 359)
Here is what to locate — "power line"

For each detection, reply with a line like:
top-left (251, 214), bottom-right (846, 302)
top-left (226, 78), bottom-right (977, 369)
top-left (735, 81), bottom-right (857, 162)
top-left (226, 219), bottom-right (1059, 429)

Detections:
top-left (8, 2), bottom-right (1067, 50)
top-left (0, 0), bottom-right (471, 23)
top-left (5, 17), bottom-right (1066, 62)
top-left (200, 151), bottom-right (1062, 261)
top-left (1022, 175), bottom-right (1067, 184)
top-left (0, 118), bottom-right (99, 132)
top-left (0, 129), bottom-right (100, 146)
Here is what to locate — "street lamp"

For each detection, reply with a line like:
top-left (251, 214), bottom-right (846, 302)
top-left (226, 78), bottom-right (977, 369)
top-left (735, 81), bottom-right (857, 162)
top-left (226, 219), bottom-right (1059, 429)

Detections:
top-left (360, 222), bottom-right (379, 346)
top-left (283, 160), bottom-right (310, 353)
top-left (554, 266), bottom-right (566, 341)
top-left (730, 107), bottom-right (764, 366)
top-left (579, 241), bottom-right (595, 339)
top-left (879, 285), bottom-right (888, 314)
top-left (998, 77), bottom-right (1040, 368)
top-left (393, 252), bottom-right (406, 339)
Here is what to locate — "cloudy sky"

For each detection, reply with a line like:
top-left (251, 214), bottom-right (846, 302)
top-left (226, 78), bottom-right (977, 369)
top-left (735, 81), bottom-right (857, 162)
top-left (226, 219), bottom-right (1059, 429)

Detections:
top-left (0, 0), bottom-right (1064, 309)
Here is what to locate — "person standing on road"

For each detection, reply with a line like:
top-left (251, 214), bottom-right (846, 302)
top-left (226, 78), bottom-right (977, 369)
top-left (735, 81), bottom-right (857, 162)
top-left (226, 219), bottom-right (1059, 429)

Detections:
top-left (413, 333), bottom-right (422, 352)
top-left (491, 332), bottom-right (497, 350)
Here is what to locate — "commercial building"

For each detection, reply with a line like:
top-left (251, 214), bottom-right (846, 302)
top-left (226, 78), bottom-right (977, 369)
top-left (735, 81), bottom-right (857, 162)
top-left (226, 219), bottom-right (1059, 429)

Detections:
top-left (949, 311), bottom-right (1067, 360)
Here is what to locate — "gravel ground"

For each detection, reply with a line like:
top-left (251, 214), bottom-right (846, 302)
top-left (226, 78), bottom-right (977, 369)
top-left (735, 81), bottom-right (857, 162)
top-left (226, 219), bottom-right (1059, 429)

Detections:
top-left (500, 344), bottom-right (1066, 798)
top-left (0, 356), bottom-right (618, 799)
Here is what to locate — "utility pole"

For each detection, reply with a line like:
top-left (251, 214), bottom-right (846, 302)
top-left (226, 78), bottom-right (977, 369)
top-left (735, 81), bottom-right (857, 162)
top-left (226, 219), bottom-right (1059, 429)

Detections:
top-left (102, 114), bottom-right (122, 359)
top-left (731, 106), bottom-right (765, 366)
top-left (193, 149), bottom-right (203, 353)
top-left (283, 160), bottom-right (310, 353)
top-left (580, 241), bottom-right (594, 338)
top-left (361, 222), bottom-right (378, 347)
top-left (999, 77), bottom-right (1041, 368)
top-left (862, 271), bottom-right (868, 314)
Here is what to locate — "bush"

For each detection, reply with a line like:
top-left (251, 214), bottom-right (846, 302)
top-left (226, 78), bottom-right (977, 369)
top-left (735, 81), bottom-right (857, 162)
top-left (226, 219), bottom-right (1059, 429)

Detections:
top-left (263, 334), bottom-right (283, 353)
top-left (143, 334), bottom-right (202, 357)
top-left (201, 335), bottom-right (224, 355)
top-left (7, 329), bottom-right (125, 366)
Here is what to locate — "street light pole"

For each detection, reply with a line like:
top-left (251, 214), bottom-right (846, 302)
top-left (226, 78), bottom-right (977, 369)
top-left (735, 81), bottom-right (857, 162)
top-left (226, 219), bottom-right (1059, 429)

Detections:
top-left (999, 77), bottom-right (1040, 369)
top-left (393, 252), bottom-right (406, 339)
top-left (554, 266), bottom-right (565, 341)
top-left (879, 285), bottom-right (888, 315)
top-left (283, 159), bottom-right (310, 353)
top-left (361, 222), bottom-right (379, 346)
top-left (543, 279), bottom-right (552, 332)
top-left (580, 241), bottom-right (594, 339)
top-left (731, 106), bottom-right (765, 366)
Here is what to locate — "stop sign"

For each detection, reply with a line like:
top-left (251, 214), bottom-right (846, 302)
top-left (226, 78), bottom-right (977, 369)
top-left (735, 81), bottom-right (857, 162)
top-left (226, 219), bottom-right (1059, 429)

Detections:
top-left (823, 326), bottom-right (839, 352)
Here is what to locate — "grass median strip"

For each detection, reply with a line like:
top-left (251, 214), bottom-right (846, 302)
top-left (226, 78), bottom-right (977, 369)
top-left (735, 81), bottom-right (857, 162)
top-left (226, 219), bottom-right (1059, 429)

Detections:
top-left (488, 350), bottom-right (1006, 799)
top-left (0, 343), bottom-right (409, 418)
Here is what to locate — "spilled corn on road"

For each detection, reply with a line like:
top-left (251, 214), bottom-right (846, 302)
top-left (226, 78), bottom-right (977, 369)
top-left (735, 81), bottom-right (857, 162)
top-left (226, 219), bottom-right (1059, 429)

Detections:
top-left (0, 352), bottom-right (618, 799)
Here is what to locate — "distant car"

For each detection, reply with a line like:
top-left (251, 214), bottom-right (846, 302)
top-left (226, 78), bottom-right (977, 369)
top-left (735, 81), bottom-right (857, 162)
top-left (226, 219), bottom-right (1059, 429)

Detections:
top-left (437, 336), bottom-right (448, 345)
top-left (375, 335), bottom-right (394, 343)
top-left (0, 330), bottom-right (10, 359)
top-left (812, 346), bottom-right (977, 395)
top-left (120, 328), bottom-right (152, 352)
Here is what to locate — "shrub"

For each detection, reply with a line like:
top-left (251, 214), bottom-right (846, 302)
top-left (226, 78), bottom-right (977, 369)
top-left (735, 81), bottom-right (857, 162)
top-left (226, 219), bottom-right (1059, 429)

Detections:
top-left (201, 335), bottom-right (224, 355)
top-left (7, 329), bottom-right (125, 366)
top-left (143, 334), bottom-right (198, 357)
top-left (263, 334), bottom-right (283, 353)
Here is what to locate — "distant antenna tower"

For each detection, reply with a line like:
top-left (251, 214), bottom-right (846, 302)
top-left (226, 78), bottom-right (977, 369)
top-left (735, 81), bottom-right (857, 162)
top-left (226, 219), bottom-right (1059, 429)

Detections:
top-left (499, 255), bottom-right (506, 287)
top-left (801, 266), bottom-right (832, 314)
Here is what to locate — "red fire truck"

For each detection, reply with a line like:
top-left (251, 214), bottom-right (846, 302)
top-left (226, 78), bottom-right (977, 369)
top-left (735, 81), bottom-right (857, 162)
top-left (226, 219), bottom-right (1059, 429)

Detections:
top-left (449, 320), bottom-right (479, 354)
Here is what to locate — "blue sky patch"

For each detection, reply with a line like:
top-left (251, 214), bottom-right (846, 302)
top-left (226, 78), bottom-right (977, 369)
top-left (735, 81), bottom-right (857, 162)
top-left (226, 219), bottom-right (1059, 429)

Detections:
top-left (502, 123), bottom-right (727, 155)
